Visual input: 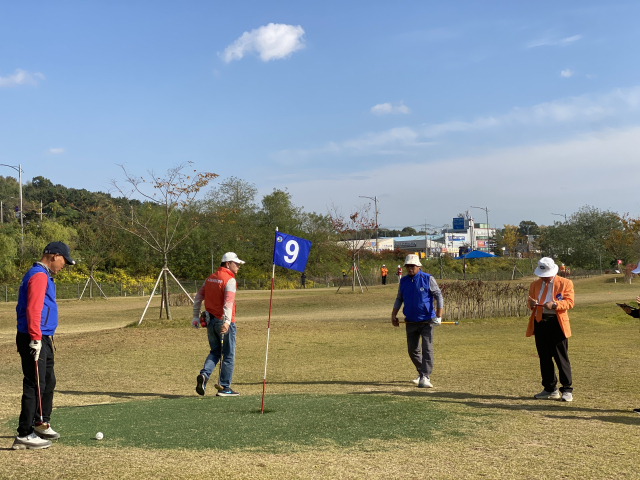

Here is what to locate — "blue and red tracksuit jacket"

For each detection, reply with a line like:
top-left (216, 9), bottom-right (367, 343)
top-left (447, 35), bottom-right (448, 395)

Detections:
top-left (16, 263), bottom-right (58, 340)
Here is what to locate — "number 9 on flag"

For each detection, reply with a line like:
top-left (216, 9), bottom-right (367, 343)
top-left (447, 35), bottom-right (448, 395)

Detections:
top-left (273, 232), bottom-right (312, 272)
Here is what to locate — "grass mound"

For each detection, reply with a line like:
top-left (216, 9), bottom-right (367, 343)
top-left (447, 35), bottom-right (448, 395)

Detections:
top-left (44, 394), bottom-right (471, 452)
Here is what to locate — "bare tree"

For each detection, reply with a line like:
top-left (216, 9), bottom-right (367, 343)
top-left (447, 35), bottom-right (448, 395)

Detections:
top-left (77, 205), bottom-right (116, 299)
top-left (110, 162), bottom-right (218, 321)
top-left (329, 203), bottom-right (378, 292)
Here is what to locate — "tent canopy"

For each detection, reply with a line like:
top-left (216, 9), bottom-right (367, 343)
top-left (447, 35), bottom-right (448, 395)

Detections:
top-left (455, 250), bottom-right (497, 260)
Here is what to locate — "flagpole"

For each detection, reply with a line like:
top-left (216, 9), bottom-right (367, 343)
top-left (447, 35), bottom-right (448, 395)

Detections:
top-left (261, 227), bottom-right (278, 414)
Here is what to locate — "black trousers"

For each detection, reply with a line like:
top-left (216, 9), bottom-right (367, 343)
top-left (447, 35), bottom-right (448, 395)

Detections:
top-left (16, 332), bottom-right (56, 436)
top-left (533, 316), bottom-right (572, 393)
top-left (381, 275), bottom-right (387, 285)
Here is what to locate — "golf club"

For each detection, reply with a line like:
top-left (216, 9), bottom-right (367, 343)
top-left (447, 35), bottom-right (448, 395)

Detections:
top-left (34, 359), bottom-right (44, 425)
top-left (213, 333), bottom-right (224, 391)
top-left (394, 320), bottom-right (459, 325)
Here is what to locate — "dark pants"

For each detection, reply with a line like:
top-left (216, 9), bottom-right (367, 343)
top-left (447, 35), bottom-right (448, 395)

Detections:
top-left (406, 322), bottom-right (434, 379)
top-left (382, 275), bottom-right (387, 285)
top-left (534, 316), bottom-right (572, 393)
top-left (16, 332), bottom-right (56, 437)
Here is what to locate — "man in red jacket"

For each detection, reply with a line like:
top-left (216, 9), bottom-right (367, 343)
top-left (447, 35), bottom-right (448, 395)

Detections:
top-left (13, 241), bottom-right (75, 450)
top-left (192, 252), bottom-right (245, 397)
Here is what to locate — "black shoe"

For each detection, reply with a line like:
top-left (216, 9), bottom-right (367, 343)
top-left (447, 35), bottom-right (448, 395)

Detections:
top-left (195, 374), bottom-right (206, 396)
top-left (216, 387), bottom-right (239, 397)
top-left (633, 408), bottom-right (640, 414)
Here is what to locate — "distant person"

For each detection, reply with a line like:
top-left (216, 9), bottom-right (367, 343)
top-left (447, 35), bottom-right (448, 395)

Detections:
top-left (619, 261), bottom-right (640, 413)
top-left (341, 269), bottom-right (347, 283)
top-left (13, 242), bottom-right (76, 450)
top-left (391, 254), bottom-right (443, 388)
top-left (381, 264), bottom-right (388, 285)
top-left (396, 264), bottom-right (402, 283)
top-left (559, 263), bottom-right (566, 277)
top-left (526, 257), bottom-right (575, 402)
top-left (192, 252), bottom-right (245, 397)
top-left (300, 271), bottom-right (306, 289)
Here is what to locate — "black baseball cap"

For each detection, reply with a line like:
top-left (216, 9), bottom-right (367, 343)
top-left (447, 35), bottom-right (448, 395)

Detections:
top-left (43, 241), bottom-right (76, 265)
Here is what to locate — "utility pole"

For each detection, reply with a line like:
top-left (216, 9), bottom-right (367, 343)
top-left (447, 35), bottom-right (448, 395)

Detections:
top-left (39, 200), bottom-right (43, 221)
top-left (359, 195), bottom-right (379, 251)
top-left (471, 206), bottom-right (490, 251)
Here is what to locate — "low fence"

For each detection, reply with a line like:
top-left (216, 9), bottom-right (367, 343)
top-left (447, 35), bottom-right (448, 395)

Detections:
top-left (0, 269), bottom-right (606, 302)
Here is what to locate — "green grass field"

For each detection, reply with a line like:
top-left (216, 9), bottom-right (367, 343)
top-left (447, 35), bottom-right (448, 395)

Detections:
top-left (1, 275), bottom-right (640, 478)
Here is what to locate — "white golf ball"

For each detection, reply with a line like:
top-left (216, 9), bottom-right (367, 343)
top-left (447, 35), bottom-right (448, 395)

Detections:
top-left (95, 432), bottom-right (103, 440)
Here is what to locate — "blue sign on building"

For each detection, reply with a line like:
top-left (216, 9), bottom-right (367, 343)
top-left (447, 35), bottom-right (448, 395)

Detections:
top-left (452, 218), bottom-right (465, 230)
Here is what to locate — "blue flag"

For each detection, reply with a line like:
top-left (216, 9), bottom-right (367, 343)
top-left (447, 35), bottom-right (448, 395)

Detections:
top-left (273, 232), bottom-right (312, 272)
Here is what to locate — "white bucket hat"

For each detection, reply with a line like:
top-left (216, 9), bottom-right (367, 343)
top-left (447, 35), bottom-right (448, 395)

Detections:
top-left (403, 254), bottom-right (422, 267)
top-left (632, 259), bottom-right (640, 275)
top-left (221, 252), bottom-right (245, 264)
top-left (534, 257), bottom-right (558, 277)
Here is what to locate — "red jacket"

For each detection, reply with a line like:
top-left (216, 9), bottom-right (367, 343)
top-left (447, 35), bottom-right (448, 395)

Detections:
top-left (204, 267), bottom-right (236, 322)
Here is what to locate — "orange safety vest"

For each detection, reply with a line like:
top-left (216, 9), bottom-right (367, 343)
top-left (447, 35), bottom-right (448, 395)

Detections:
top-left (381, 267), bottom-right (388, 276)
top-left (204, 267), bottom-right (236, 323)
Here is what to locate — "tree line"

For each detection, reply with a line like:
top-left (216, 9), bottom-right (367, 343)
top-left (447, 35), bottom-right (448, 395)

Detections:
top-left (0, 169), bottom-right (347, 283)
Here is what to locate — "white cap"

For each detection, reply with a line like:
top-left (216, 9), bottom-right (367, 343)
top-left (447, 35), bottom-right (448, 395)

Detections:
top-left (403, 254), bottom-right (422, 267)
top-left (221, 252), bottom-right (245, 264)
top-left (382, 264), bottom-right (385, 266)
top-left (534, 257), bottom-right (558, 277)
top-left (632, 260), bottom-right (640, 275)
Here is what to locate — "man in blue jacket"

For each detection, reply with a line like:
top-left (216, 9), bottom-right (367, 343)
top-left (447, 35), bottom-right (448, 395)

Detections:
top-left (391, 254), bottom-right (444, 388)
top-left (12, 241), bottom-right (75, 450)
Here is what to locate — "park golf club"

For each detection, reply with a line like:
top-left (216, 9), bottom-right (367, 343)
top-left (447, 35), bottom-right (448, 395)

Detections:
top-left (213, 334), bottom-right (224, 391)
top-left (34, 359), bottom-right (44, 425)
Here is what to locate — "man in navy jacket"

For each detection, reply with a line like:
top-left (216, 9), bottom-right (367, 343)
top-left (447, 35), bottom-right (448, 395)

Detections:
top-left (12, 242), bottom-right (75, 450)
top-left (391, 254), bottom-right (444, 388)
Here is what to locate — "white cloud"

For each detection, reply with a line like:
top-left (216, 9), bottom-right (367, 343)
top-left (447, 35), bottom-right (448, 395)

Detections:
top-left (560, 69), bottom-right (574, 78)
top-left (371, 101), bottom-right (411, 116)
top-left (280, 127), bottom-right (640, 227)
top-left (274, 85), bottom-right (640, 161)
top-left (0, 69), bottom-right (45, 88)
top-left (48, 148), bottom-right (65, 154)
top-left (527, 34), bottom-right (582, 48)
top-left (220, 23), bottom-right (305, 63)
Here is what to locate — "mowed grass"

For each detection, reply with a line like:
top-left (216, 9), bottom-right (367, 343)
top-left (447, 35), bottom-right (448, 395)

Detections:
top-left (42, 394), bottom-right (470, 452)
top-left (0, 275), bottom-right (640, 478)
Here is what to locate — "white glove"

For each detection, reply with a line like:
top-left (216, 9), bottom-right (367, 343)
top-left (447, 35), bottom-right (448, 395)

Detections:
top-left (191, 317), bottom-right (200, 329)
top-left (29, 340), bottom-right (42, 361)
top-left (432, 317), bottom-right (442, 326)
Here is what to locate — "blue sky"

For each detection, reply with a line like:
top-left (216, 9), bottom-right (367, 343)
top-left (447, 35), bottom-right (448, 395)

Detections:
top-left (2, 1), bottom-right (640, 228)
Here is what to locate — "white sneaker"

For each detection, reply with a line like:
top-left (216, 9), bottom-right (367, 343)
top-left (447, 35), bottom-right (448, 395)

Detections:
top-left (418, 377), bottom-right (433, 388)
top-left (34, 423), bottom-right (60, 439)
top-left (561, 392), bottom-right (573, 402)
top-left (412, 376), bottom-right (420, 385)
top-left (12, 433), bottom-right (52, 450)
top-left (534, 389), bottom-right (560, 400)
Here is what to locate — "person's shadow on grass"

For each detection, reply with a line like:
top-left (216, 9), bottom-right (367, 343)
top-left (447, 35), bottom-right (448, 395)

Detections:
top-left (351, 389), bottom-right (631, 416)
top-left (57, 390), bottom-right (190, 400)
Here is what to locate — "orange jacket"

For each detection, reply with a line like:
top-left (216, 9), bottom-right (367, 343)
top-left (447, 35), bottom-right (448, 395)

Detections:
top-left (204, 267), bottom-right (236, 323)
top-left (381, 267), bottom-right (388, 276)
top-left (526, 275), bottom-right (574, 338)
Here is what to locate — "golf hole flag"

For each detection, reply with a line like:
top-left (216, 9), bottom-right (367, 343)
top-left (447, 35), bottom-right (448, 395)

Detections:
top-left (273, 232), bottom-right (312, 273)
top-left (262, 229), bottom-right (312, 414)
